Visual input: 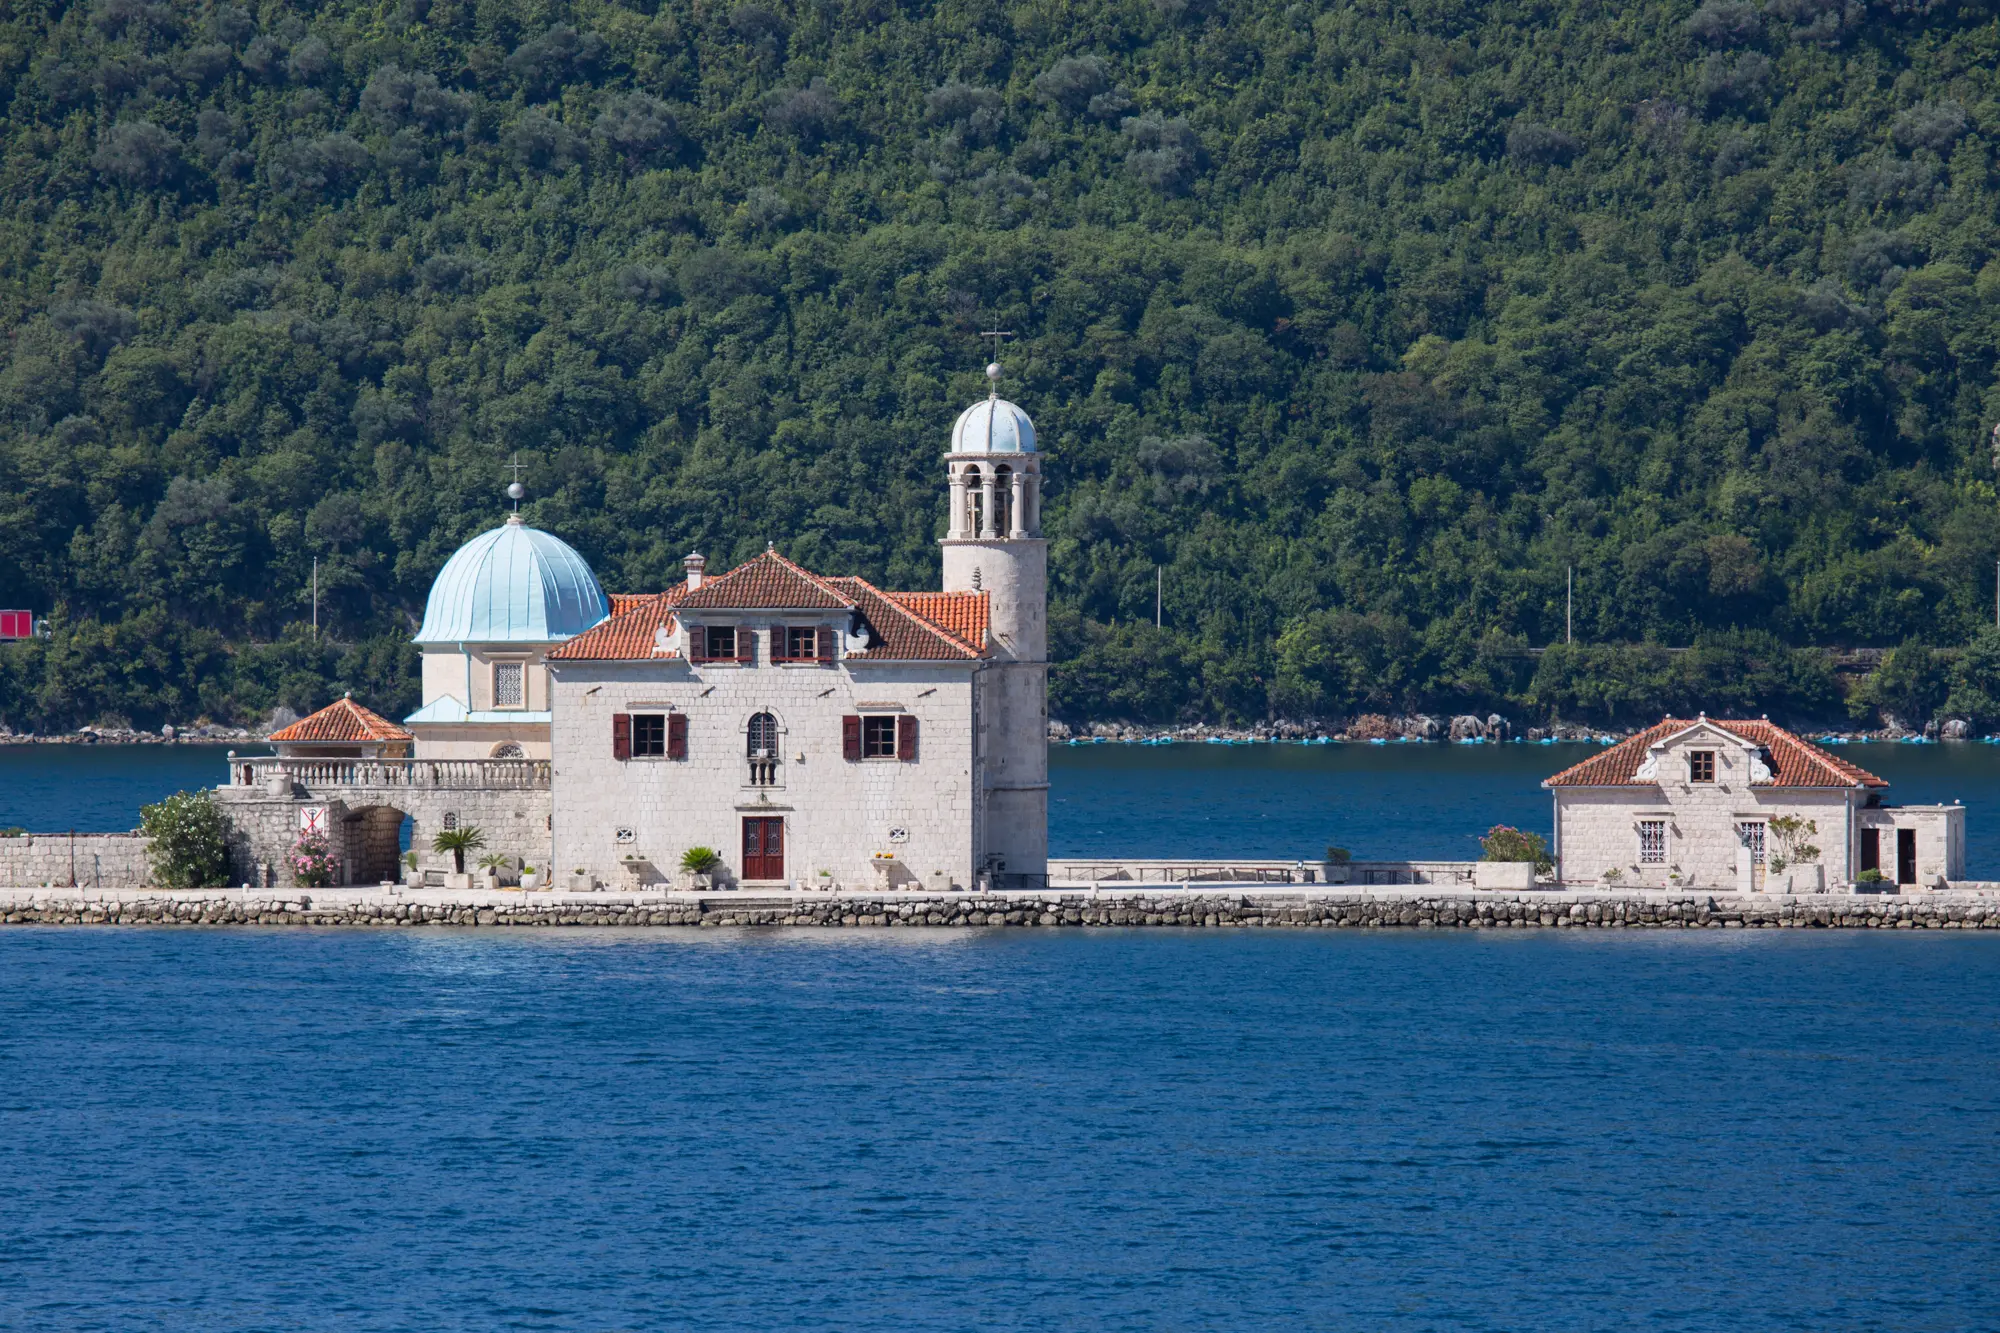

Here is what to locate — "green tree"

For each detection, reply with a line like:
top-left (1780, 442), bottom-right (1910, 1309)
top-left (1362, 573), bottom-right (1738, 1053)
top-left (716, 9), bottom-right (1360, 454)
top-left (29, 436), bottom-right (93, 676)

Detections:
top-left (432, 825), bottom-right (486, 875)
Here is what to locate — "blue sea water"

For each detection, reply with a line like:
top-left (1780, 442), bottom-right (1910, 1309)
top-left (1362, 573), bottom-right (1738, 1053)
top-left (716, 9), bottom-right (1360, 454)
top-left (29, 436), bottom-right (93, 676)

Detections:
top-left (8, 738), bottom-right (2000, 870)
top-left (0, 927), bottom-right (1996, 1331)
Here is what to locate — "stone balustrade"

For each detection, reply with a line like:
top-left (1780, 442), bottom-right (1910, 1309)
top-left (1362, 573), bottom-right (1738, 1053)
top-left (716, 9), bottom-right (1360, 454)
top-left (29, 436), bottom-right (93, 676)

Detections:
top-left (227, 756), bottom-right (551, 792)
top-left (1049, 858), bottom-right (1480, 886)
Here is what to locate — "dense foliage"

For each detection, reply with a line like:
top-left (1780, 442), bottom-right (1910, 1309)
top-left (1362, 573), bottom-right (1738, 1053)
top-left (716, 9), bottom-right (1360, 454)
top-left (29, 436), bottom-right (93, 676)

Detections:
top-left (138, 787), bottom-right (227, 886)
top-left (2, 0), bottom-right (1999, 729)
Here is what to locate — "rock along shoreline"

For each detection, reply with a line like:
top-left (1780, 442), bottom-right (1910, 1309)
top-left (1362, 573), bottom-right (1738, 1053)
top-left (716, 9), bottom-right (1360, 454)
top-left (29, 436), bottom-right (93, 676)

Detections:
top-left (4, 886), bottom-right (1996, 931)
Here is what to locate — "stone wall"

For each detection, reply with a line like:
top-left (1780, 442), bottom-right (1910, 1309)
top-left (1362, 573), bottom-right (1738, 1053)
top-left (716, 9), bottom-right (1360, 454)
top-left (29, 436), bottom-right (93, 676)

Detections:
top-left (4, 885), bottom-right (1996, 930)
top-left (0, 834), bottom-right (151, 888)
top-left (214, 784), bottom-right (553, 888)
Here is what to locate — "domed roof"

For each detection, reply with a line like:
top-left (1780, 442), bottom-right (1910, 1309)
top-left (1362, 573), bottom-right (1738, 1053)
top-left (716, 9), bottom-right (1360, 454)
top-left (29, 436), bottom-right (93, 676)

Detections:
top-left (951, 397), bottom-right (1036, 454)
top-left (414, 515), bottom-right (610, 644)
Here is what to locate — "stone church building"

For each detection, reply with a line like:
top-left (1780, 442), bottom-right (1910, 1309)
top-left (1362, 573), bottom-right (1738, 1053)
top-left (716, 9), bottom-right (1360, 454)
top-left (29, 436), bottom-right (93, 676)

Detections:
top-left (218, 367), bottom-right (1049, 891)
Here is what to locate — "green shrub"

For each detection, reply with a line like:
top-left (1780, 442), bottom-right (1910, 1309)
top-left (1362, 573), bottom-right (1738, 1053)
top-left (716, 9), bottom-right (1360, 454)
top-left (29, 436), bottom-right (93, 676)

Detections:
top-left (1481, 824), bottom-right (1553, 875)
top-left (680, 846), bottom-right (721, 874)
top-left (139, 789), bottom-right (227, 888)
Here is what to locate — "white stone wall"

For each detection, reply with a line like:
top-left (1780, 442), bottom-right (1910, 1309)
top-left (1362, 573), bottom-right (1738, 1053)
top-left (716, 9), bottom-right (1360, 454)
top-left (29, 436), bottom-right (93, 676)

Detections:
top-left (942, 537), bottom-right (1046, 662)
top-left (1858, 805), bottom-right (1964, 886)
top-left (549, 652), bottom-right (981, 889)
top-left (1557, 785), bottom-right (1858, 889)
top-left (0, 833), bottom-right (150, 887)
top-left (977, 662), bottom-right (1048, 876)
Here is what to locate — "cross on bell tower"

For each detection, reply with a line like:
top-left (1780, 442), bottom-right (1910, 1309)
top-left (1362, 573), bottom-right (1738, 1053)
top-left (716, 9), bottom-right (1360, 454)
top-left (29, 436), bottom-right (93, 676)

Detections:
top-left (506, 454), bottom-right (527, 517)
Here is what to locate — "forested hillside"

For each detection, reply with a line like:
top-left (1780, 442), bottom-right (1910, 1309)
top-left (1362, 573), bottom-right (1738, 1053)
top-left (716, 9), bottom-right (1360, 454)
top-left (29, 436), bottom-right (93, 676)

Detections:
top-left (2, 0), bottom-right (1999, 730)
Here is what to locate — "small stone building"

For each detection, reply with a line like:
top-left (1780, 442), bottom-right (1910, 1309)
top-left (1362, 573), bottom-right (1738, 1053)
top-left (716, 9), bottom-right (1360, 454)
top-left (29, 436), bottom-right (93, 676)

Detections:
top-left (1546, 717), bottom-right (1965, 891)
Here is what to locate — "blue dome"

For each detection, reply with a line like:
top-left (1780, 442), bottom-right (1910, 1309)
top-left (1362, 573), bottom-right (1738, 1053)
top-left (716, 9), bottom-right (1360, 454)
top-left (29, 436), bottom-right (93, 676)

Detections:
top-left (951, 398), bottom-right (1036, 454)
top-left (414, 516), bottom-right (610, 644)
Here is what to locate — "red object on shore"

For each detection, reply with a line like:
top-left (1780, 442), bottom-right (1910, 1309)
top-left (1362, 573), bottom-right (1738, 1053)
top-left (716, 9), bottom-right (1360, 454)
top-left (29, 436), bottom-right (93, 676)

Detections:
top-left (0, 610), bottom-right (32, 639)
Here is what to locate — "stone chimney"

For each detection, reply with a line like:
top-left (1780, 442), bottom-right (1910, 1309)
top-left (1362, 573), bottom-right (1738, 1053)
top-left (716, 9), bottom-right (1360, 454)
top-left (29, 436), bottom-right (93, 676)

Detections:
top-left (683, 551), bottom-right (706, 590)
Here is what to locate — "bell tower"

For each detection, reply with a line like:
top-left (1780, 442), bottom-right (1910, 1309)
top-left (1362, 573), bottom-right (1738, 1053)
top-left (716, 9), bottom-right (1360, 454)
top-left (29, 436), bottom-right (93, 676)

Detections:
top-left (942, 359), bottom-right (1048, 881)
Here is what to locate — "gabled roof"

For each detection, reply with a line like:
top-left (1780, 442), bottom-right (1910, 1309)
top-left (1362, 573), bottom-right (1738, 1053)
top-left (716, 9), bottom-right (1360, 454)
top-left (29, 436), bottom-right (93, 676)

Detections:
top-left (543, 549), bottom-right (988, 664)
top-left (885, 591), bottom-right (989, 651)
top-left (675, 548), bottom-right (854, 610)
top-left (822, 578), bottom-right (984, 660)
top-left (547, 583), bottom-right (691, 661)
top-left (269, 696), bottom-right (412, 744)
top-left (1545, 718), bottom-right (1888, 789)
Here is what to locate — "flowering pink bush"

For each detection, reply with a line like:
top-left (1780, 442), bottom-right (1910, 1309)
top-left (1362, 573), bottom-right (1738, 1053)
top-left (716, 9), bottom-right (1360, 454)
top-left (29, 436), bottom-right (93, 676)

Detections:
top-left (290, 831), bottom-right (340, 888)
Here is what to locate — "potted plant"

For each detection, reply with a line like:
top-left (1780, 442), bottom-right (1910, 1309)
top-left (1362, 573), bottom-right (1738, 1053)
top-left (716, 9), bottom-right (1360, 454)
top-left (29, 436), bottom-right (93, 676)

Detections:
top-left (432, 825), bottom-right (486, 890)
top-left (1475, 825), bottom-right (1549, 889)
top-left (679, 846), bottom-right (721, 889)
top-left (1323, 845), bottom-right (1352, 885)
top-left (569, 866), bottom-right (592, 892)
top-left (478, 852), bottom-right (512, 891)
top-left (521, 864), bottom-right (541, 891)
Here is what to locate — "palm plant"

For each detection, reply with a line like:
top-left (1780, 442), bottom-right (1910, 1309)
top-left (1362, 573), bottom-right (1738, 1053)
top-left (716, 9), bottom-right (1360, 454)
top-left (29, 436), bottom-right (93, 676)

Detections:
top-left (680, 846), bottom-right (721, 874)
top-left (432, 825), bottom-right (486, 874)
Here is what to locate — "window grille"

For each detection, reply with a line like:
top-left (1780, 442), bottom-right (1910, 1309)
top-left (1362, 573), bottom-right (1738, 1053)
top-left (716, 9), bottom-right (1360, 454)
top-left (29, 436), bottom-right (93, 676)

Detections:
top-left (494, 662), bottom-right (525, 708)
top-left (1737, 821), bottom-right (1766, 864)
top-left (1638, 820), bottom-right (1666, 864)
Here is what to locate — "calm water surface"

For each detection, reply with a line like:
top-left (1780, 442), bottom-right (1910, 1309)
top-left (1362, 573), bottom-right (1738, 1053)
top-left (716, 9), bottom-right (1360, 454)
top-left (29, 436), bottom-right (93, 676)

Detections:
top-left (6, 739), bottom-right (2000, 870)
top-left (0, 928), bottom-right (1995, 1331)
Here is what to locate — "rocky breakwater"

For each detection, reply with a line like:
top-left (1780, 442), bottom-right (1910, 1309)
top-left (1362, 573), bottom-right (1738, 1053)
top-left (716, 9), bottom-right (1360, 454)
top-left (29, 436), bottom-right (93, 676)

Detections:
top-left (3, 887), bottom-right (1998, 930)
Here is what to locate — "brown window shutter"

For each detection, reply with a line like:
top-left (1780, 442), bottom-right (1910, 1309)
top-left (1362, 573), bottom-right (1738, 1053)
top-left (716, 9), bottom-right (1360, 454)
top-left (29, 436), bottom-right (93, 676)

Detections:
top-left (897, 714), bottom-right (918, 761)
top-left (612, 713), bottom-right (631, 761)
top-left (842, 715), bottom-right (862, 762)
top-left (668, 712), bottom-right (688, 760)
top-left (817, 626), bottom-right (833, 663)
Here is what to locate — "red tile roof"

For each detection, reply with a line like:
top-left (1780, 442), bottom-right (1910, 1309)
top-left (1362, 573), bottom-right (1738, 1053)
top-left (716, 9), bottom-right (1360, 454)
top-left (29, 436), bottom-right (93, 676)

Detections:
top-left (823, 578), bottom-right (984, 660)
top-left (886, 591), bottom-right (989, 651)
top-left (676, 548), bottom-right (855, 610)
top-left (269, 696), bottom-right (412, 744)
top-left (608, 594), bottom-right (651, 617)
top-left (1545, 718), bottom-right (1888, 789)
top-left (547, 583), bottom-right (690, 660)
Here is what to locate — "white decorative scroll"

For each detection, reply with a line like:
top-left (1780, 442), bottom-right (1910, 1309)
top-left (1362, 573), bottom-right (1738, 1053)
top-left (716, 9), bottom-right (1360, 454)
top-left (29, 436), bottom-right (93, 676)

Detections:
top-left (652, 624), bottom-right (673, 656)
top-left (1634, 749), bottom-right (1662, 781)
top-left (1747, 749), bottom-right (1773, 783)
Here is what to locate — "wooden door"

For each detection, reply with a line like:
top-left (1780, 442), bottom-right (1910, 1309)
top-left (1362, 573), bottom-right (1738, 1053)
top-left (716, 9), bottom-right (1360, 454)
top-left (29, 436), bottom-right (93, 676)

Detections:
top-left (742, 817), bottom-right (785, 881)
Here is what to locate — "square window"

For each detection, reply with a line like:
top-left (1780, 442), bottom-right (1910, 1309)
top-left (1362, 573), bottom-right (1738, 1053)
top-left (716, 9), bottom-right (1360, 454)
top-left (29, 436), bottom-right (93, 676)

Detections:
top-left (632, 713), bottom-right (666, 757)
top-left (862, 715), bottom-right (899, 758)
top-left (1638, 819), bottom-right (1666, 864)
top-left (705, 626), bottom-right (738, 660)
top-left (493, 662), bottom-right (524, 708)
top-left (1688, 750), bottom-right (1715, 783)
top-left (786, 627), bottom-right (818, 660)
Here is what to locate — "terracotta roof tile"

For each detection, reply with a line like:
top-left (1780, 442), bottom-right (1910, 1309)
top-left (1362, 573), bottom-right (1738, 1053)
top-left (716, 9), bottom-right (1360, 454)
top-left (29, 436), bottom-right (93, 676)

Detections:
top-left (269, 697), bottom-right (412, 744)
top-left (608, 594), bottom-right (651, 616)
top-left (1545, 718), bottom-right (1887, 789)
top-left (822, 577), bottom-right (985, 661)
top-left (675, 549), bottom-right (854, 610)
top-left (885, 591), bottom-right (988, 651)
top-left (547, 583), bottom-right (690, 661)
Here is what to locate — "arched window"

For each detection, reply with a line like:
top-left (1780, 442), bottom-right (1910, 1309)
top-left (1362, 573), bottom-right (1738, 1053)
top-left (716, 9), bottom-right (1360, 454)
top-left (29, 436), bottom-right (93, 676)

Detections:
top-left (491, 742), bottom-right (524, 759)
top-left (993, 464), bottom-right (1013, 536)
top-left (746, 712), bottom-right (779, 787)
top-left (962, 466), bottom-right (984, 535)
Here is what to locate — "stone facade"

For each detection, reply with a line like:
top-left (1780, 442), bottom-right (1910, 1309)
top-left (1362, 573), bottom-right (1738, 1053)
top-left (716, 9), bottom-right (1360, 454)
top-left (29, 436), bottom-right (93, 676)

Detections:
top-left (0, 833), bottom-right (150, 888)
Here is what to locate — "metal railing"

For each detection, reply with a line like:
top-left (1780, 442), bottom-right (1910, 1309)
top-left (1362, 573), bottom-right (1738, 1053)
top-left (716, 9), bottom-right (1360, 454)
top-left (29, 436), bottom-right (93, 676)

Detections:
top-left (230, 756), bottom-right (551, 791)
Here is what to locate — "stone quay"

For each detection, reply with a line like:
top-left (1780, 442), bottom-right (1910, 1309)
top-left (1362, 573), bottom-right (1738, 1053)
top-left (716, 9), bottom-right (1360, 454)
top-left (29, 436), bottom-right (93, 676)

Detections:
top-left (3, 886), bottom-right (1997, 930)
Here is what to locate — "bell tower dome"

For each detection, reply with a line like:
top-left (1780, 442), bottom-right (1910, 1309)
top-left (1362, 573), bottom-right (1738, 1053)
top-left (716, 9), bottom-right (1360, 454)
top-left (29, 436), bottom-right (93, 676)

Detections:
top-left (941, 361), bottom-right (1045, 661)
